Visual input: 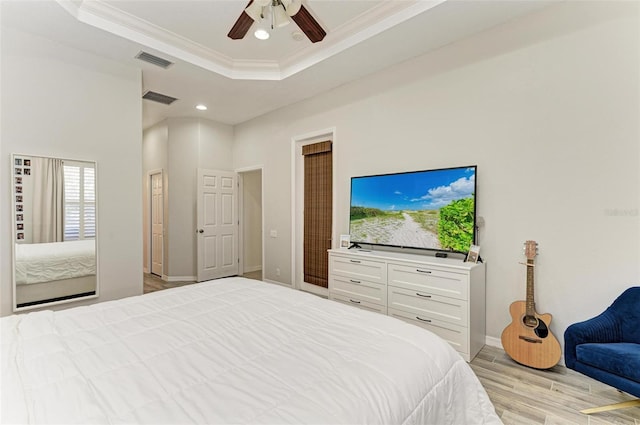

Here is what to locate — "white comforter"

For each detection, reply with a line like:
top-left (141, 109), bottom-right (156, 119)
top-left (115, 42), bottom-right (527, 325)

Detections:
top-left (14, 240), bottom-right (96, 285)
top-left (1, 277), bottom-right (501, 424)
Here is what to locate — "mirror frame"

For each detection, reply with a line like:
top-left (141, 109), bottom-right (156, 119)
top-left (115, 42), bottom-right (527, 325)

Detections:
top-left (11, 153), bottom-right (99, 312)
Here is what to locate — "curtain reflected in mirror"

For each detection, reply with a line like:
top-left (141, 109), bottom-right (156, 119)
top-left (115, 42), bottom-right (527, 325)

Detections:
top-left (12, 154), bottom-right (98, 311)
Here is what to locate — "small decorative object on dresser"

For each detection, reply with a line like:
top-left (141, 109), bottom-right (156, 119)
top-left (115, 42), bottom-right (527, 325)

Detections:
top-left (328, 249), bottom-right (487, 362)
top-left (466, 245), bottom-right (480, 263)
top-left (339, 234), bottom-right (350, 249)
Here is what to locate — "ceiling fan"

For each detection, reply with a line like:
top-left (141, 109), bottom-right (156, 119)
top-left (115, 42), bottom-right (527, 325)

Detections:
top-left (228, 0), bottom-right (327, 43)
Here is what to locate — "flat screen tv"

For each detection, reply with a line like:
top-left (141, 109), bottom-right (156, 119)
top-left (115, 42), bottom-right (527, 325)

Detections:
top-left (349, 165), bottom-right (476, 253)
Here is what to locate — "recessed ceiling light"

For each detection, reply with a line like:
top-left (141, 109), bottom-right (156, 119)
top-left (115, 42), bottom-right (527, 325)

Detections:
top-left (195, 104), bottom-right (207, 111)
top-left (291, 31), bottom-right (304, 42)
top-left (254, 29), bottom-right (270, 40)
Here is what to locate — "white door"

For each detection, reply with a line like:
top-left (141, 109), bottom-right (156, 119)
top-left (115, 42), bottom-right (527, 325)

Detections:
top-left (197, 169), bottom-right (238, 282)
top-left (151, 172), bottom-right (163, 276)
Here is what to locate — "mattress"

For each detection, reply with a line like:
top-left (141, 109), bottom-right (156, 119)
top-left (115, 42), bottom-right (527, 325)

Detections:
top-left (14, 240), bottom-right (96, 285)
top-left (1, 277), bottom-right (501, 424)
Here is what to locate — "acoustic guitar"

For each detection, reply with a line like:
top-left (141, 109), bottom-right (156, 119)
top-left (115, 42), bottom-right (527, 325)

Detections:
top-left (501, 241), bottom-right (561, 369)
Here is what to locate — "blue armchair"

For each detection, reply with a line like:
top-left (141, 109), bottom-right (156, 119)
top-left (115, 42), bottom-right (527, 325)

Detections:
top-left (564, 286), bottom-right (640, 414)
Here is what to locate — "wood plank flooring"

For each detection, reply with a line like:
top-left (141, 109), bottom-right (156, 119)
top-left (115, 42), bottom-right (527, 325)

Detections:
top-left (142, 275), bottom-right (639, 424)
top-left (143, 271), bottom-right (261, 294)
top-left (472, 345), bottom-right (640, 425)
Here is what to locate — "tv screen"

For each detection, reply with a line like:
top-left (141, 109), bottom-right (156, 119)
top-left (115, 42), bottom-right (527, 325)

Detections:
top-left (349, 165), bottom-right (476, 253)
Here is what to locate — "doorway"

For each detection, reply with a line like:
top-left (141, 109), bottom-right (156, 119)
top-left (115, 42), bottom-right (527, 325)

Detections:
top-left (238, 168), bottom-right (263, 281)
top-left (292, 128), bottom-right (337, 296)
top-left (149, 170), bottom-right (163, 277)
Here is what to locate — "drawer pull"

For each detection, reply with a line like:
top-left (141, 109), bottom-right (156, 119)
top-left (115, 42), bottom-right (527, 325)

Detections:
top-left (416, 269), bottom-right (432, 274)
top-left (349, 299), bottom-right (361, 304)
top-left (416, 316), bottom-right (432, 323)
top-left (416, 292), bottom-right (431, 298)
top-left (350, 260), bottom-right (361, 264)
top-left (350, 279), bottom-right (361, 284)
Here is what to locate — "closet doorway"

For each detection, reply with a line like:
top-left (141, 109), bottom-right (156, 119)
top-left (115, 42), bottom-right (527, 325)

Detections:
top-left (148, 169), bottom-right (164, 277)
top-left (238, 168), bottom-right (263, 280)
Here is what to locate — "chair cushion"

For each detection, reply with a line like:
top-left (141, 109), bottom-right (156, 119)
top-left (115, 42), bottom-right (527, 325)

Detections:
top-left (576, 343), bottom-right (640, 383)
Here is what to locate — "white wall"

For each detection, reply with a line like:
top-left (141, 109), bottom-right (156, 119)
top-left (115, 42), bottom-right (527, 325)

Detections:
top-left (0, 27), bottom-right (143, 316)
top-left (142, 118), bottom-right (234, 280)
top-left (232, 1), bottom-right (640, 345)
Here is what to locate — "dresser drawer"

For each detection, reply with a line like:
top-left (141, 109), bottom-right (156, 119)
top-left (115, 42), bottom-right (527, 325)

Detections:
top-left (330, 275), bottom-right (386, 306)
top-left (388, 263), bottom-right (468, 300)
top-left (330, 255), bottom-right (386, 284)
top-left (388, 307), bottom-right (469, 355)
top-left (388, 286), bottom-right (467, 327)
top-left (330, 294), bottom-right (386, 314)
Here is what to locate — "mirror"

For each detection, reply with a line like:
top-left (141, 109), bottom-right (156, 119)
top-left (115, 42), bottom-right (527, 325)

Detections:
top-left (12, 154), bottom-right (98, 311)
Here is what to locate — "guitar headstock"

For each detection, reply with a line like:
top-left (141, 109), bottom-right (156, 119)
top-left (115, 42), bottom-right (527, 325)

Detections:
top-left (524, 240), bottom-right (538, 260)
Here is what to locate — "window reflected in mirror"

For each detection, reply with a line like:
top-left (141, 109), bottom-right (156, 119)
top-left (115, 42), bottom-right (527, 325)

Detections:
top-left (12, 154), bottom-right (98, 311)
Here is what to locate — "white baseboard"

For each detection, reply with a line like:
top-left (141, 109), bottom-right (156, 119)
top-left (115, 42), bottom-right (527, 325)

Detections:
top-left (165, 275), bottom-right (196, 282)
top-left (485, 335), bottom-right (502, 349)
top-left (263, 279), bottom-right (291, 287)
top-left (243, 265), bottom-right (262, 273)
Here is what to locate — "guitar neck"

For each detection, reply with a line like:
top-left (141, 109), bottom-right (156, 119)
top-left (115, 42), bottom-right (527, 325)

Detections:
top-left (525, 258), bottom-right (535, 316)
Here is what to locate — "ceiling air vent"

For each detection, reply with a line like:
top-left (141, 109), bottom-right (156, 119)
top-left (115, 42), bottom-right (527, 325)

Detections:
top-left (142, 91), bottom-right (178, 105)
top-left (135, 51), bottom-right (174, 69)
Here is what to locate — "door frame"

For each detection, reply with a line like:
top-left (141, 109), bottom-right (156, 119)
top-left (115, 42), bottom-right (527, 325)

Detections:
top-left (146, 168), bottom-right (164, 277)
top-left (291, 127), bottom-right (337, 296)
top-left (236, 165), bottom-right (265, 281)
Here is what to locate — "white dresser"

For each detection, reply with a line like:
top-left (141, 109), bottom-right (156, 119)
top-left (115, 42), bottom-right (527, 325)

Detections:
top-left (328, 249), bottom-right (486, 362)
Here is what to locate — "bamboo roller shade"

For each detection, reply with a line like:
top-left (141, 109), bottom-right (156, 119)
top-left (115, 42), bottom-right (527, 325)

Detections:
top-left (302, 141), bottom-right (332, 288)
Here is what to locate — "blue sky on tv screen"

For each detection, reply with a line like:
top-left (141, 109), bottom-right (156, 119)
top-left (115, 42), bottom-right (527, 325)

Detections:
top-left (351, 167), bottom-right (475, 211)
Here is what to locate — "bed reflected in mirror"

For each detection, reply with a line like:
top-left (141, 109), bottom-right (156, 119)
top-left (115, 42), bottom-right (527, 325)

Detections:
top-left (12, 154), bottom-right (98, 311)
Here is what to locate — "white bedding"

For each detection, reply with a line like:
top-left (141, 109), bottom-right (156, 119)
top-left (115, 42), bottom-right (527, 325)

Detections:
top-left (14, 240), bottom-right (96, 285)
top-left (1, 277), bottom-right (501, 424)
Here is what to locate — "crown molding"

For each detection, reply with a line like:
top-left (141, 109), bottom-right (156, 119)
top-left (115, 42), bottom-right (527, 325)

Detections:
top-left (55, 0), bottom-right (445, 81)
top-left (280, 0), bottom-right (446, 79)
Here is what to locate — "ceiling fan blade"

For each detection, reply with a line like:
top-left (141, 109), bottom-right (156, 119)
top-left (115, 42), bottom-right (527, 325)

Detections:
top-left (227, 1), bottom-right (255, 40)
top-left (290, 4), bottom-right (326, 43)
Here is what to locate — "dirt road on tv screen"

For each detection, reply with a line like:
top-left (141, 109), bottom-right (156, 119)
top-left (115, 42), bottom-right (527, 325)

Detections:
top-left (351, 212), bottom-right (441, 248)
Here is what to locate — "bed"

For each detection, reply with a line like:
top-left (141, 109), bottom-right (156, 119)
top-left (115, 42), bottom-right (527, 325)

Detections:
top-left (1, 277), bottom-right (501, 424)
top-left (14, 240), bottom-right (96, 307)
top-left (14, 240), bottom-right (96, 285)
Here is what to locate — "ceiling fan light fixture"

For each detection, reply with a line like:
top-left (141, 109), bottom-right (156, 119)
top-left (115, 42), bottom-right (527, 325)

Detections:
top-left (272, 4), bottom-right (291, 28)
top-left (281, 0), bottom-right (302, 16)
top-left (245, 0), bottom-right (267, 22)
top-left (228, 0), bottom-right (323, 43)
top-left (254, 28), bottom-right (270, 40)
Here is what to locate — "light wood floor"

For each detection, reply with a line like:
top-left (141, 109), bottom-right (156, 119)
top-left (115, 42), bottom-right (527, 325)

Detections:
top-left (142, 275), bottom-right (639, 424)
top-left (472, 345), bottom-right (640, 424)
top-left (143, 271), bottom-right (261, 294)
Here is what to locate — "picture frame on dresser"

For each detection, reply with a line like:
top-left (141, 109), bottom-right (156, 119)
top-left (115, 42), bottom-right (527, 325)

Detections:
top-left (465, 245), bottom-right (480, 263)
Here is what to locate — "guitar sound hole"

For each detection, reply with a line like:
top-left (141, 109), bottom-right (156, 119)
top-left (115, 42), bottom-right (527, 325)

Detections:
top-left (521, 315), bottom-right (550, 338)
top-left (534, 319), bottom-right (549, 338)
top-left (523, 315), bottom-right (538, 328)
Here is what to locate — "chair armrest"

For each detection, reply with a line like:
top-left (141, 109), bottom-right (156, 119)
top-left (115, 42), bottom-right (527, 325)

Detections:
top-left (564, 310), bottom-right (622, 369)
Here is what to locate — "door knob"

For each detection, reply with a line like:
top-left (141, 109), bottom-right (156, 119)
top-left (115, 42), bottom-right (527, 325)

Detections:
top-left (198, 229), bottom-right (204, 234)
